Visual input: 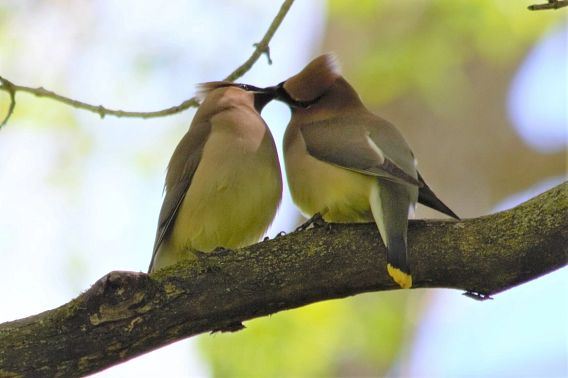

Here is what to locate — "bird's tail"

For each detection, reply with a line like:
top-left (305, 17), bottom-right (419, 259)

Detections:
top-left (370, 179), bottom-right (415, 289)
top-left (385, 237), bottom-right (412, 289)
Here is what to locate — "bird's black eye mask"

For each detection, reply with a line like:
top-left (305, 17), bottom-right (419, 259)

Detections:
top-left (273, 82), bottom-right (322, 109)
top-left (210, 81), bottom-right (321, 110)
top-left (233, 83), bottom-right (266, 92)
top-left (208, 82), bottom-right (277, 112)
top-left (208, 82), bottom-right (265, 93)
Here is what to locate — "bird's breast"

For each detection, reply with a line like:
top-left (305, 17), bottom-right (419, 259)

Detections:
top-left (168, 126), bottom-right (282, 252)
top-left (284, 126), bottom-right (375, 223)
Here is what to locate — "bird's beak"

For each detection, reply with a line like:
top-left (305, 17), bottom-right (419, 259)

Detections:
top-left (249, 85), bottom-right (279, 112)
top-left (262, 82), bottom-right (321, 109)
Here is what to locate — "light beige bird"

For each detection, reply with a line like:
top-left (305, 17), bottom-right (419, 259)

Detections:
top-left (148, 83), bottom-right (282, 273)
top-left (269, 54), bottom-right (459, 288)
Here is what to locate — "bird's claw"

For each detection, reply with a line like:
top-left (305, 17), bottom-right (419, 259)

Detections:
top-left (295, 212), bottom-right (327, 232)
top-left (262, 231), bottom-right (286, 241)
top-left (211, 247), bottom-right (231, 257)
top-left (191, 250), bottom-right (209, 260)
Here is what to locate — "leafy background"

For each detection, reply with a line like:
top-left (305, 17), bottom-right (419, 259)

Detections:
top-left (0, 1), bottom-right (566, 376)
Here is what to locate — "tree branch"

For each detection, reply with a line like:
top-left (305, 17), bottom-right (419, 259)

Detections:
top-left (528, 0), bottom-right (568, 10)
top-left (0, 182), bottom-right (566, 376)
top-left (0, 77), bottom-right (16, 128)
top-left (0, 0), bottom-right (294, 128)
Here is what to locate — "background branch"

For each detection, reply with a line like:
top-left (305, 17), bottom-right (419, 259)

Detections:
top-left (0, 0), bottom-right (294, 128)
top-left (0, 182), bottom-right (566, 377)
top-left (528, 0), bottom-right (568, 10)
top-left (0, 77), bottom-right (16, 128)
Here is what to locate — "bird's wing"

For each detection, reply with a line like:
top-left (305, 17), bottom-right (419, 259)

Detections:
top-left (300, 117), bottom-right (421, 187)
top-left (417, 171), bottom-right (460, 219)
top-left (148, 121), bottom-right (211, 272)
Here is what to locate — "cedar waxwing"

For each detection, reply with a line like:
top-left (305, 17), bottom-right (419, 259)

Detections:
top-left (269, 54), bottom-right (459, 288)
top-left (148, 82), bottom-right (282, 273)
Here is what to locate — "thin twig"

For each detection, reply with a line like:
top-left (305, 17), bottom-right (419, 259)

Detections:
top-left (0, 76), bottom-right (16, 128)
top-left (528, 0), bottom-right (568, 10)
top-left (0, 81), bottom-right (200, 121)
top-left (225, 0), bottom-right (297, 80)
top-left (223, 0), bottom-right (292, 81)
top-left (0, 0), bottom-right (294, 127)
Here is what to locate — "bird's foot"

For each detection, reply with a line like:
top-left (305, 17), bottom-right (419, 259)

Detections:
top-left (295, 212), bottom-right (327, 232)
top-left (262, 231), bottom-right (287, 241)
top-left (462, 290), bottom-right (493, 301)
top-left (191, 250), bottom-right (208, 260)
top-left (274, 231), bottom-right (287, 238)
top-left (211, 246), bottom-right (231, 257)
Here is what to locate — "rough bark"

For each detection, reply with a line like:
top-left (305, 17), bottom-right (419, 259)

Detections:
top-left (0, 182), bottom-right (566, 377)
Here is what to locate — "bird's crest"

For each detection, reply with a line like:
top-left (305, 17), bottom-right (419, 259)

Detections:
top-left (283, 53), bottom-right (341, 102)
top-left (196, 81), bottom-right (235, 101)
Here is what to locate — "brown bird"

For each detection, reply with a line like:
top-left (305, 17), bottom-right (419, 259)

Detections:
top-left (148, 82), bottom-right (282, 273)
top-left (268, 54), bottom-right (459, 288)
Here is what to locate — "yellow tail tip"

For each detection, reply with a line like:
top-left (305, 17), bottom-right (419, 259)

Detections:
top-left (387, 264), bottom-right (413, 289)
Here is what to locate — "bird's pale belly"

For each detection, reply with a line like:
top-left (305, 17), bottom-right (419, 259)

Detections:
top-left (286, 150), bottom-right (375, 223)
top-left (172, 163), bottom-right (281, 252)
top-left (154, 143), bottom-right (281, 271)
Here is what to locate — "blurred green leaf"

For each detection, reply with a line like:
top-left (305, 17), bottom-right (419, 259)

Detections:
top-left (199, 291), bottom-right (420, 377)
top-left (327, 0), bottom-right (563, 106)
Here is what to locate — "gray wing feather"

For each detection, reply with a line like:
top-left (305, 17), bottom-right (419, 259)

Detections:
top-left (150, 180), bottom-right (190, 255)
top-left (300, 116), bottom-right (421, 187)
top-left (417, 171), bottom-right (460, 219)
top-left (148, 121), bottom-right (211, 272)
